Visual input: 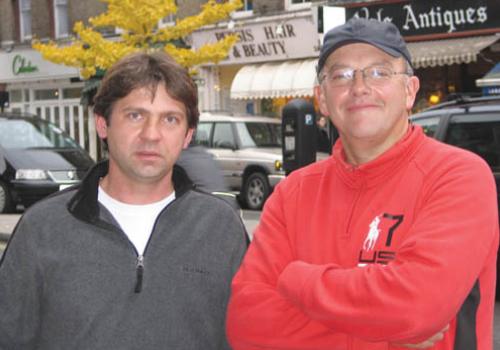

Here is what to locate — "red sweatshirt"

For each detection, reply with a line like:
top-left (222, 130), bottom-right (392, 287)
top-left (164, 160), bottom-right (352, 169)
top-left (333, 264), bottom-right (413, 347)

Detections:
top-left (227, 125), bottom-right (499, 350)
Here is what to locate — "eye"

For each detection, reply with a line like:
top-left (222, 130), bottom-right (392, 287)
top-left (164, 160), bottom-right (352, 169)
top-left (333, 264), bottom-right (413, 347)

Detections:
top-left (329, 69), bottom-right (353, 81)
top-left (163, 115), bottom-right (180, 125)
top-left (369, 67), bottom-right (391, 79)
top-left (127, 112), bottom-right (143, 121)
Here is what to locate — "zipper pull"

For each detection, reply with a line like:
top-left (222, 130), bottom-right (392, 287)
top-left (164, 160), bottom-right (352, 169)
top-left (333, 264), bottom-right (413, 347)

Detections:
top-left (135, 255), bottom-right (144, 293)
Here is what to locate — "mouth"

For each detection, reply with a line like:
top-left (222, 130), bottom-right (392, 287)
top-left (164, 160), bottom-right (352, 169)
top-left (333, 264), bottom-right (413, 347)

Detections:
top-left (136, 151), bottom-right (161, 160)
top-left (347, 103), bottom-right (380, 112)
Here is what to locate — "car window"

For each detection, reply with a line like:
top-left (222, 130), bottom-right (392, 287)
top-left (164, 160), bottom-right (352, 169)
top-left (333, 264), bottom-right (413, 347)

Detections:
top-left (194, 122), bottom-right (212, 147)
top-left (236, 122), bottom-right (282, 148)
top-left (213, 122), bottom-right (236, 149)
top-left (411, 116), bottom-right (441, 137)
top-left (445, 115), bottom-right (500, 171)
top-left (0, 119), bottom-right (78, 149)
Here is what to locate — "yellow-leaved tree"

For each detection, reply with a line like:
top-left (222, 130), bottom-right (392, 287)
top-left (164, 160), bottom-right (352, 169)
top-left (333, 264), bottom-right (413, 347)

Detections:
top-left (33, 0), bottom-right (242, 104)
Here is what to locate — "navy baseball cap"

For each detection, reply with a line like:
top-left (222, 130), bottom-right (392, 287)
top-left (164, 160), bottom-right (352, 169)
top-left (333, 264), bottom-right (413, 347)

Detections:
top-left (317, 17), bottom-right (412, 74)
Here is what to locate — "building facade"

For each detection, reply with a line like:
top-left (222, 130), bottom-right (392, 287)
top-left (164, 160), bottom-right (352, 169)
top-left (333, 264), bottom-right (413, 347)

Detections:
top-left (0, 0), bottom-right (106, 159)
top-left (328, 0), bottom-right (500, 108)
top-left (2, 0), bottom-right (497, 159)
top-left (0, 0), bottom-right (329, 158)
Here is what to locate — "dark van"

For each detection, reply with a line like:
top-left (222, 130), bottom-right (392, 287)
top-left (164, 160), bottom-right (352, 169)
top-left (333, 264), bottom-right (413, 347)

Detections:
top-left (0, 113), bottom-right (95, 213)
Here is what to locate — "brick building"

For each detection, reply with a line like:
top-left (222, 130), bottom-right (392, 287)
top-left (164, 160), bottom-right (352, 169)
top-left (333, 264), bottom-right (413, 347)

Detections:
top-left (0, 0), bottom-right (328, 158)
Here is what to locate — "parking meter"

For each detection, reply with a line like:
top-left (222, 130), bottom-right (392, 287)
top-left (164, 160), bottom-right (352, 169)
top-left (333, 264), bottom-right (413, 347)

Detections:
top-left (282, 99), bottom-right (317, 175)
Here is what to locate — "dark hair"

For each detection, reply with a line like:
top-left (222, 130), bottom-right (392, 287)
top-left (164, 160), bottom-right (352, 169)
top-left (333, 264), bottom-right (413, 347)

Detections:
top-left (93, 51), bottom-right (199, 129)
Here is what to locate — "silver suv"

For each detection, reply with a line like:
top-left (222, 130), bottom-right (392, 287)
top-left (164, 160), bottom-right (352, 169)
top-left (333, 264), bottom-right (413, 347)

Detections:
top-left (193, 113), bottom-right (285, 210)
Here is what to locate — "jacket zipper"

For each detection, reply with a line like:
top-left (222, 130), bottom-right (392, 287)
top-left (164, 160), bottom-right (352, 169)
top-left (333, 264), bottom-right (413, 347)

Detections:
top-left (134, 255), bottom-right (144, 293)
top-left (131, 199), bottom-right (176, 293)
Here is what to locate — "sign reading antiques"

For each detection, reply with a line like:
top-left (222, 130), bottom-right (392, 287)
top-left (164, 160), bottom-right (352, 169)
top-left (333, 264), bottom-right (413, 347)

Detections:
top-left (191, 15), bottom-right (318, 65)
top-left (346, 0), bottom-right (500, 39)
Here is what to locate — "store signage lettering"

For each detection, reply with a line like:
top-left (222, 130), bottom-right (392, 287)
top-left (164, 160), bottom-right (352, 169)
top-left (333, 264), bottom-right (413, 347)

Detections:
top-left (192, 16), bottom-right (317, 64)
top-left (402, 5), bottom-right (487, 33)
top-left (346, 0), bottom-right (500, 37)
top-left (215, 24), bottom-right (296, 59)
top-left (12, 55), bottom-right (39, 75)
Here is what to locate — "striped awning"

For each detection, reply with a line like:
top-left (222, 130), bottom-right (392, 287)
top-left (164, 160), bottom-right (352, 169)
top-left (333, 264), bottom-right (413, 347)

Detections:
top-left (230, 59), bottom-right (317, 100)
top-left (408, 35), bottom-right (500, 69)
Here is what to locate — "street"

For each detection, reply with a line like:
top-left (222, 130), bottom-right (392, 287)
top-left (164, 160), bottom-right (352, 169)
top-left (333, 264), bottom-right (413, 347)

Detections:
top-left (0, 211), bottom-right (499, 347)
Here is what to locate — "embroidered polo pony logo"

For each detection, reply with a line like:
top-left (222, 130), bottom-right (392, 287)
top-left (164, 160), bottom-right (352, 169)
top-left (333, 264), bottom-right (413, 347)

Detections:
top-left (363, 215), bottom-right (381, 251)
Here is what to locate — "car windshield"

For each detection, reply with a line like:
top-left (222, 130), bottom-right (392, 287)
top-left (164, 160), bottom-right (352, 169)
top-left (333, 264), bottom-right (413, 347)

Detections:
top-left (0, 118), bottom-right (78, 149)
top-left (236, 122), bottom-right (282, 148)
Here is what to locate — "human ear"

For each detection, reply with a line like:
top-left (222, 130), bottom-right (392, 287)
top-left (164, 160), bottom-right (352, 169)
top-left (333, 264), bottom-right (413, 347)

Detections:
top-left (95, 114), bottom-right (108, 140)
top-left (405, 76), bottom-right (420, 110)
top-left (314, 84), bottom-right (330, 117)
top-left (183, 128), bottom-right (194, 149)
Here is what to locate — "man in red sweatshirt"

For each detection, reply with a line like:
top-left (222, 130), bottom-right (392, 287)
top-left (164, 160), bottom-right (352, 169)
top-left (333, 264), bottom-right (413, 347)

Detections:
top-left (226, 17), bottom-right (499, 350)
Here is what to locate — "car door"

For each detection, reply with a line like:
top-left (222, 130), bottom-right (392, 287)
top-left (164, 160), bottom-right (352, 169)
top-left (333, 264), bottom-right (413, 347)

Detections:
top-left (211, 122), bottom-right (242, 189)
top-left (443, 112), bottom-right (500, 214)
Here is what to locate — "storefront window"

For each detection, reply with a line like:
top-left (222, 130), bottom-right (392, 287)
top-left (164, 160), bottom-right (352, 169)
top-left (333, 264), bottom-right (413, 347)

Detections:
top-left (35, 89), bottom-right (59, 101)
top-left (8, 90), bottom-right (23, 103)
top-left (62, 87), bottom-right (82, 99)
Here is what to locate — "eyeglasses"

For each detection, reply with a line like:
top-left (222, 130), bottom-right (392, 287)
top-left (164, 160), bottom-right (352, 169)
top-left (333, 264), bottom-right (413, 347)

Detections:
top-left (319, 66), bottom-right (410, 87)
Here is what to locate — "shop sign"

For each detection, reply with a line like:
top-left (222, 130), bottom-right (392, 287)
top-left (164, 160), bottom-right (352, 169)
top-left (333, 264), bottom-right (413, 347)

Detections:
top-left (0, 49), bottom-right (78, 83)
top-left (12, 55), bottom-right (39, 75)
top-left (483, 86), bottom-right (500, 95)
top-left (191, 15), bottom-right (319, 65)
top-left (346, 0), bottom-right (500, 39)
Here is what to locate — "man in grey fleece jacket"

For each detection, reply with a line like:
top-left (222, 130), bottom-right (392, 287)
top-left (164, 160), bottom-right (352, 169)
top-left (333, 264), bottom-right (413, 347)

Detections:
top-left (0, 52), bottom-right (248, 349)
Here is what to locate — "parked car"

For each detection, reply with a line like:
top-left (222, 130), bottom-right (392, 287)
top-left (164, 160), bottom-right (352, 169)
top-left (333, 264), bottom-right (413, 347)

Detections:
top-left (410, 95), bottom-right (500, 298)
top-left (0, 113), bottom-right (95, 213)
top-left (192, 113), bottom-right (285, 210)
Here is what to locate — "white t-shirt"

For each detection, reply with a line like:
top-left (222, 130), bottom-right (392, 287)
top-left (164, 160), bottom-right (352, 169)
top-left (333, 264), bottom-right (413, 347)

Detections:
top-left (98, 187), bottom-right (175, 255)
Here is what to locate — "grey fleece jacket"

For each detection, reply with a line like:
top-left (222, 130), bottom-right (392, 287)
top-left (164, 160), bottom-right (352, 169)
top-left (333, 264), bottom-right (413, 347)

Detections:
top-left (0, 161), bottom-right (248, 350)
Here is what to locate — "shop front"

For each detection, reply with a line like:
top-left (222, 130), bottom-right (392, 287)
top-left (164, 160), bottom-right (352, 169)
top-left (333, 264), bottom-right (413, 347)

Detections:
top-left (476, 62), bottom-right (500, 95)
top-left (191, 10), bottom-right (321, 117)
top-left (0, 48), bottom-right (99, 159)
top-left (339, 0), bottom-right (500, 109)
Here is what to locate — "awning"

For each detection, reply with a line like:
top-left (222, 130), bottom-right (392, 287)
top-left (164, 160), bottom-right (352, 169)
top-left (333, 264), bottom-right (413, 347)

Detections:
top-left (476, 62), bottom-right (500, 87)
top-left (408, 35), bottom-right (500, 69)
top-left (230, 59), bottom-right (317, 100)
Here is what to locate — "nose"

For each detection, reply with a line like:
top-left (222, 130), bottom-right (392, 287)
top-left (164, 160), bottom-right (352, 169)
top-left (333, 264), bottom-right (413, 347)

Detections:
top-left (350, 70), bottom-right (370, 96)
top-left (139, 117), bottom-right (161, 141)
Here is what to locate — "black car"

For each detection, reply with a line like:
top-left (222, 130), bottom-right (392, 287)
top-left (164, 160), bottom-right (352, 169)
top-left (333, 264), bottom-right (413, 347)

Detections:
top-left (0, 113), bottom-right (95, 213)
top-left (410, 95), bottom-right (500, 298)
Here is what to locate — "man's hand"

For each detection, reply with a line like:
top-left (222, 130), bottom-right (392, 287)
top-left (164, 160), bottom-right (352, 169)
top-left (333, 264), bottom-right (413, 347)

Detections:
top-left (392, 324), bottom-right (449, 349)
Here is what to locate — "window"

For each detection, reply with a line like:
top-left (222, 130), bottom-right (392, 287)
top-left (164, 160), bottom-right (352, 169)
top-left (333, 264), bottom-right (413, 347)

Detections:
top-left (19, 0), bottom-right (32, 41)
top-left (238, 0), bottom-right (253, 12)
top-left (34, 89), bottom-right (59, 101)
top-left (446, 115), bottom-right (500, 171)
top-left (236, 122), bottom-right (281, 148)
top-left (158, 0), bottom-right (177, 28)
top-left (411, 116), bottom-right (441, 138)
top-left (194, 122), bottom-right (213, 147)
top-left (217, 0), bottom-right (252, 17)
top-left (62, 87), bottom-right (82, 99)
top-left (54, 0), bottom-right (69, 38)
top-left (286, 0), bottom-right (311, 10)
top-left (213, 123), bottom-right (236, 149)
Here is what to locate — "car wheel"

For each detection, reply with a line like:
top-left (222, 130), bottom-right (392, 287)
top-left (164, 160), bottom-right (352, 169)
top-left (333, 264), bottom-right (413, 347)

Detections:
top-left (243, 172), bottom-right (270, 210)
top-left (0, 181), bottom-right (13, 214)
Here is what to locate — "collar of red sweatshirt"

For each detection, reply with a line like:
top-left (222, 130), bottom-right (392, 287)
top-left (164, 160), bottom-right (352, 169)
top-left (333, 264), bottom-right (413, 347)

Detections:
top-left (331, 124), bottom-right (426, 189)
